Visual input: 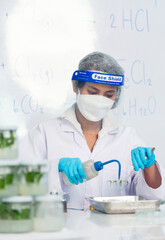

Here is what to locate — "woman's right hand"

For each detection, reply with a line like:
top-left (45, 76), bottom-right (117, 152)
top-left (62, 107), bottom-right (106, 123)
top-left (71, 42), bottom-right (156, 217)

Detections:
top-left (58, 157), bottom-right (86, 185)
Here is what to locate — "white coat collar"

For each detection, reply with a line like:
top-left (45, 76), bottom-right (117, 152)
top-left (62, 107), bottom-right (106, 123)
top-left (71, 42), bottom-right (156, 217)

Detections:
top-left (59, 104), bottom-right (119, 137)
top-left (60, 104), bottom-right (83, 134)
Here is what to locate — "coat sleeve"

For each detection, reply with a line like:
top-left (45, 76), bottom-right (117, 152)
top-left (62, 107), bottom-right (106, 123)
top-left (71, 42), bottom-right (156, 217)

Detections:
top-left (129, 127), bottom-right (165, 201)
top-left (135, 162), bottom-right (165, 201)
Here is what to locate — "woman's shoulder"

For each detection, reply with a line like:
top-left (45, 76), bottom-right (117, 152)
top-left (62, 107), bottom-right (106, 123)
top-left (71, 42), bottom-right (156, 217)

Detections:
top-left (39, 105), bottom-right (76, 129)
top-left (117, 124), bottom-right (146, 146)
top-left (41, 116), bottom-right (60, 125)
top-left (24, 117), bottom-right (60, 138)
top-left (37, 116), bottom-right (62, 131)
top-left (118, 124), bottom-right (140, 137)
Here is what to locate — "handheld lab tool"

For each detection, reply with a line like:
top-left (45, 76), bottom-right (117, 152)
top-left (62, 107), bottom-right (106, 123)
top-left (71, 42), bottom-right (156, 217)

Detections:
top-left (62, 159), bottom-right (121, 186)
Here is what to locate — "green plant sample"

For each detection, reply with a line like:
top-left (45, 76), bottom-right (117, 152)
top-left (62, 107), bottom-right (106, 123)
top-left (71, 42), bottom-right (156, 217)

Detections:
top-left (119, 180), bottom-right (123, 186)
top-left (0, 203), bottom-right (31, 220)
top-left (0, 176), bottom-right (5, 189)
top-left (5, 173), bottom-right (14, 185)
top-left (0, 130), bottom-right (15, 149)
top-left (23, 166), bottom-right (43, 183)
top-left (108, 179), bottom-right (129, 186)
top-left (0, 173), bottom-right (14, 189)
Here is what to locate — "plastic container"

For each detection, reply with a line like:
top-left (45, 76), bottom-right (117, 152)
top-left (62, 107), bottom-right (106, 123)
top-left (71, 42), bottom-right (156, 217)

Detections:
top-left (0, 196), bottom-right (33, 233)
top-left (33, 195), bottom-right (65, 232)
top-left (0, 128), bottom-right (18, 160)
top-left (0, 160), bottom-right (20, 197)
top-left (19, 161), bottom-right (48, 196)
top-left (62, 160), bottom-right (97, 186)
top-left (62, 159), bottom-right (121, 186)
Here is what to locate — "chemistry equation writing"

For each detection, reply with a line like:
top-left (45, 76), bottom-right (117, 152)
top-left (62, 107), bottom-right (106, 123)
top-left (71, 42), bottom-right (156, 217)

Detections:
top-left (1, 63), bottom-right (5, 69)
top-left (123, 96), bottom-right (156, 117)
top-left (155, 0), bottom-right (158, 7)
top-left (15, 55), bottom-right (54, 85)
top-left (13, 95), bottom-right (44, 115)
top-left (110, 8), bottom-right (149, 32)
top-left (117, 59), bottom-right (152, 89)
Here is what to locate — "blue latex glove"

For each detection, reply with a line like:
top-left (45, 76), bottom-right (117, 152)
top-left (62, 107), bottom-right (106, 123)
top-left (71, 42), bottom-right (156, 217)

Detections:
top-left (58, 157), bottom-right (86, 185)
top-left (131, 147), bottom-right (155, 171)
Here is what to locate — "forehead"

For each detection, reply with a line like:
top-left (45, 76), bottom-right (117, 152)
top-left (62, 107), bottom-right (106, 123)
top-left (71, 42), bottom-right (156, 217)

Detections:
top-left (83, 81), bottom-right (117, 91)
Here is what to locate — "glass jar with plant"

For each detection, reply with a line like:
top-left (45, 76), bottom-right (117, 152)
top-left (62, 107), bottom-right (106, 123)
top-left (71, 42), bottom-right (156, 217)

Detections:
top-left (0, 128), bottom-right (18, 159)
top-left (33, 195), bottom-right (65, 232)
top-left (19, 161), bottom-right (48, 196)
top-left (0, 196), bottom-right (33, 233)
top-left (0, 160), bottom-right (20, 197)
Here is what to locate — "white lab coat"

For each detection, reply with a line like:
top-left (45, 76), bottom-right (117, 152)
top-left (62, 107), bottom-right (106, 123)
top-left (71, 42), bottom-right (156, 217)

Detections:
top-left (19, 104), bottom-right (164, 210)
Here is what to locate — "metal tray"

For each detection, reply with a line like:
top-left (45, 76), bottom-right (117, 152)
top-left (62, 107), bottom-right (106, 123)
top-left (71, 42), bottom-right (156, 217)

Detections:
top-left (87, 196), bottom-right (160, 214)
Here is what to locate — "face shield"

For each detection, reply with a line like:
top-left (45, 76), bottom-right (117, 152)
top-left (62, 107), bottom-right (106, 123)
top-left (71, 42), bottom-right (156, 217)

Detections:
top-left (72, 70), bottom-right (124, 124)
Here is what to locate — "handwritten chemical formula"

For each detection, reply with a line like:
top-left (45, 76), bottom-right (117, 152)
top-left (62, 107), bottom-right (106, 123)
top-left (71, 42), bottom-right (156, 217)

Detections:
top-left (123, 96), bottom-right (156, 117)
top-left (117, 59), bottom-right (153, 89)
top-left (13, 95), bottom-right (44, 115)
top-left (110, 9), bottom-right (149, 32)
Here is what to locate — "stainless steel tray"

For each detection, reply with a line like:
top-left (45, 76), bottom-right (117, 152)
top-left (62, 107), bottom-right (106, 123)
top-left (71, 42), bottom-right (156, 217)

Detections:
top-left (88, 196), bottom-right (160, 214)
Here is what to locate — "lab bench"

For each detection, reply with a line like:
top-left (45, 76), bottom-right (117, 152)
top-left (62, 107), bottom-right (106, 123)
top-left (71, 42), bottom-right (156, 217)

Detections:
top-left (0, 206), bottom-right (165, 240)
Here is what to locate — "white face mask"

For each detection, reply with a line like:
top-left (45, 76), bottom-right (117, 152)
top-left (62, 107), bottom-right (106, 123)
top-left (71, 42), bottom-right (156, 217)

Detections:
top-left (77, 92), bottom-right (114, 122)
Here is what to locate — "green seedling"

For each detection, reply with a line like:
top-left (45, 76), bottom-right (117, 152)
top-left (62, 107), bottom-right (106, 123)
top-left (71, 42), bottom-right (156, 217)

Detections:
top-left (23, 166), bottom-right (43, 183)
top-left (108, 179), bottom-right (129, 186)
top-left (0, 173), bottom-right (14, 189)
top-left (0, 203), bottom-right (31, 220)
top-left (119, 180), bottom-right (123, 186)
top-left (6, 173), bottom-right (14, 185)
top-left (0, 176), bottom-right (5, 189)
top-left (0, 130), bottom-right (15, 149)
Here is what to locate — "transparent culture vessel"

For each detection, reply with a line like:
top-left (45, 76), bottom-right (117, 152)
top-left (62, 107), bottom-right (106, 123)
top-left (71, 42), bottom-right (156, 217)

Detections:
top-left (0, 196), bottom-right (33, 233)
top-left (0, 128), bottom-right (18, 160)
top-left (19, 161), bottom-right (48, 196)
top-left (33, 195), bottom-right (65, 232)
top-left (108, 179), bottom-right (128, 196)
top-left (0, 160), bottom-right (20, 197)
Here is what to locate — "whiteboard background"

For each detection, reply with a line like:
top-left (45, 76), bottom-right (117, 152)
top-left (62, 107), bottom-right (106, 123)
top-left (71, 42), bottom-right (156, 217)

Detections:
top-left (0, 0), bottom-right (165, 166)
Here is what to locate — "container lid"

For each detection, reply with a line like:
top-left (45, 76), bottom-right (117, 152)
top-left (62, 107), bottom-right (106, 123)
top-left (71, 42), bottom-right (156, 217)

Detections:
top-left (2, 196), bottom-right (33, 203)
top-left (0, 126), bottom-right (17, 131)
top-left (34, 195), bottom-right (63, 202)
top-left (0, 159), bottom-right (20, 166)
top-left (21, 160), bottom-right (48, 166)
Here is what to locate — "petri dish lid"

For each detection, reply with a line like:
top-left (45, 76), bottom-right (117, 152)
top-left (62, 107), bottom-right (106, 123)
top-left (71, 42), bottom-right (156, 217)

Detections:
top-left (0, 159), bottom-right (20, 166)
top-left (35, 195), bottom-right (63, 202)
top-left (2, 196), bottom-right (33, 203)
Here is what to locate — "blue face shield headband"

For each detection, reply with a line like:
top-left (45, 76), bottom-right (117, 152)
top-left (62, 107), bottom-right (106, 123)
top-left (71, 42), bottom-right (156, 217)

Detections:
top-left (72, 70), bottom-right (124, 86)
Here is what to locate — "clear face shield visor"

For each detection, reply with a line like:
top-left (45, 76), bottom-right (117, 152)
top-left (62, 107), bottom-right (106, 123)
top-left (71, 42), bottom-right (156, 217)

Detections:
top-left (72, 70), bottom-right (124, 126)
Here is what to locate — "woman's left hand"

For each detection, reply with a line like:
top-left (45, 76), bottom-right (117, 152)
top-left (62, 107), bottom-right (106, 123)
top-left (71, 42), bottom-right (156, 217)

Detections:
top-left (131, 147), bottom-right (155, 171)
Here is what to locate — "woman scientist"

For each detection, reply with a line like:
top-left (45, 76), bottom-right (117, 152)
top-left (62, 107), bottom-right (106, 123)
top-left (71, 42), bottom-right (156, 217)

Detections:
top-left (19, 52), bottom-right (163, 210)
